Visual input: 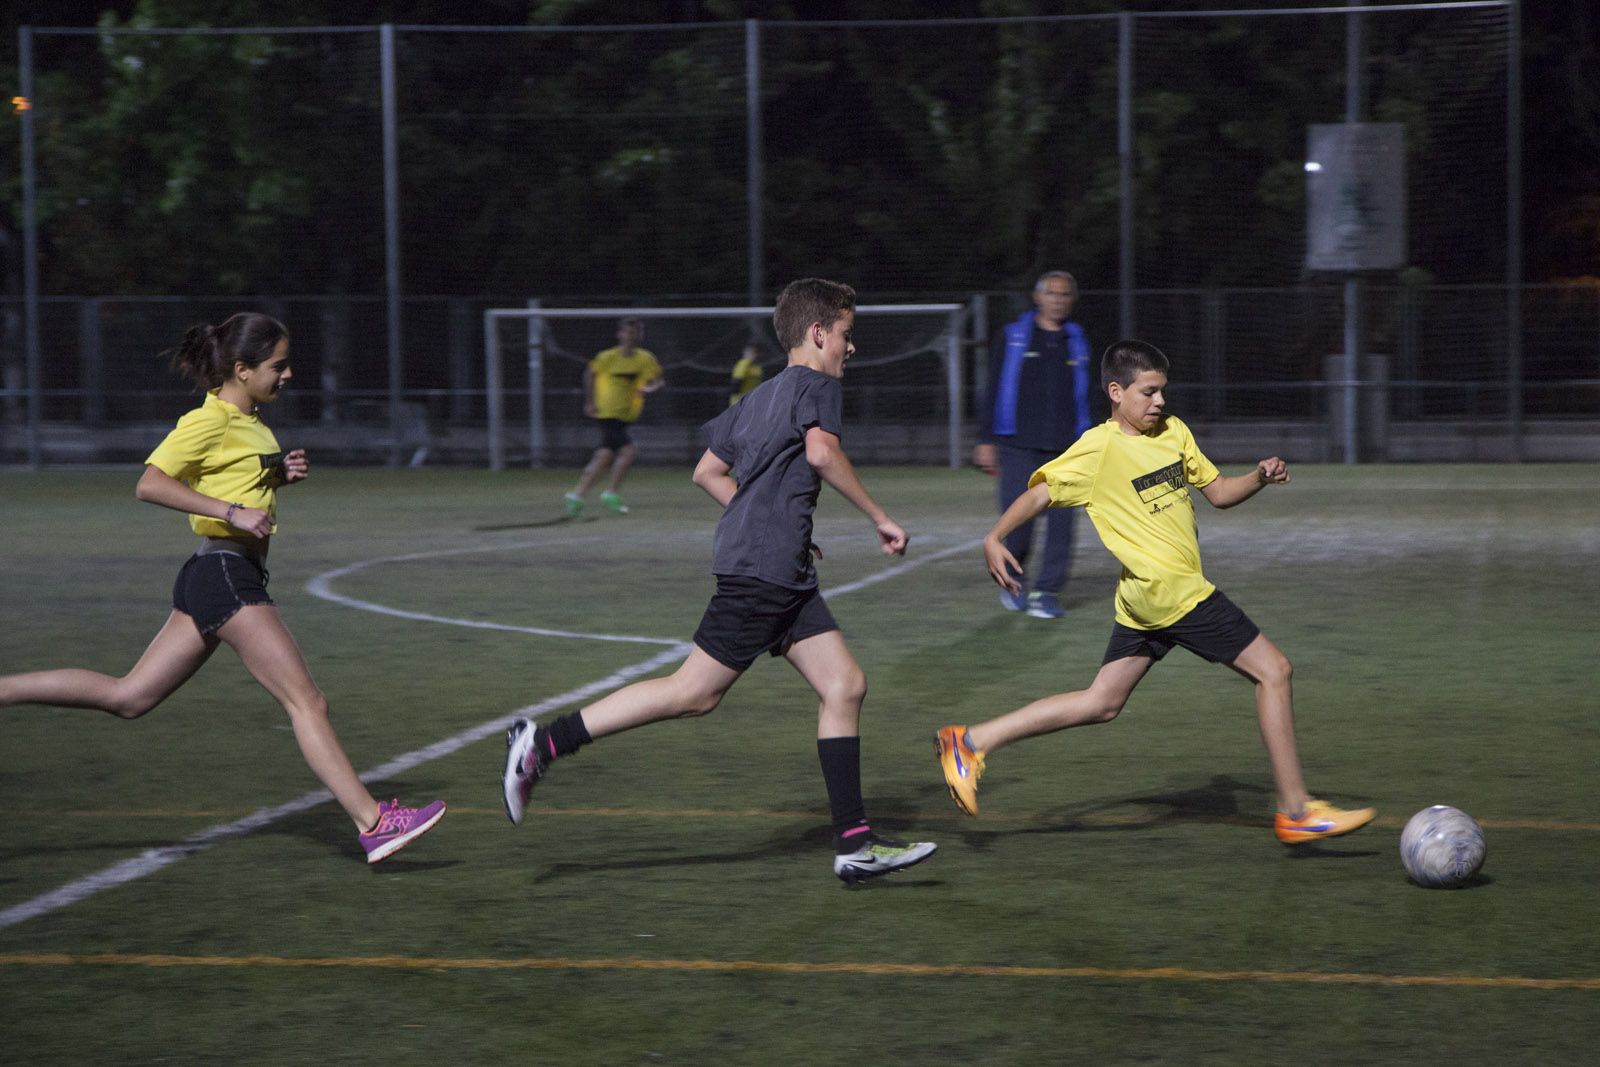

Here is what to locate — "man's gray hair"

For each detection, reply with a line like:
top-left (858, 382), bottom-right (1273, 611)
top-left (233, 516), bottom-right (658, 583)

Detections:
top-left (1034, 270), bottom-right (1078, 297)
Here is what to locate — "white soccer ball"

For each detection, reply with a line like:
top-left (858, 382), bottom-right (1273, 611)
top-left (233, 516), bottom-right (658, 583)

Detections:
top-left (1399, 805), bottom-right (1486, 888)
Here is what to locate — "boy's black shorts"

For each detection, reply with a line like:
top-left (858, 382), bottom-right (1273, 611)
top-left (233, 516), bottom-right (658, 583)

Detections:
top-left (692, 575), bottom-right (840, 672)
top-left (1102, 589), bottom-right (1260, 666)
top-left (172, 549), bottom-right (273, 636)
top-left (596, 418), bottom-right (633, 451)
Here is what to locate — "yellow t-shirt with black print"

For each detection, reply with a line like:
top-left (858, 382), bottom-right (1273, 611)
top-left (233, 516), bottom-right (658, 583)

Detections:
top-left (144, 390), bottom-right (285, 538)
top-left (1029, 415), bottom-right (1221, 630)
top-left (589, 346), bottom-right (662, 422)
top-left (729, 356), bottom-right (763, 406)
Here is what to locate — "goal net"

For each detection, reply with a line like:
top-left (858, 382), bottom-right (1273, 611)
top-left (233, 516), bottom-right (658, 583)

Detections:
top-left (483, 303), bottom-right (966, 471)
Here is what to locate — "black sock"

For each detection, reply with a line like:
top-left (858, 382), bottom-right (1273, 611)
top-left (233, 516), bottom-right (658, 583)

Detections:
top-left (817, 736), bottom-right (869, 851)
top-left (536, 711), bottom-right (593, 760)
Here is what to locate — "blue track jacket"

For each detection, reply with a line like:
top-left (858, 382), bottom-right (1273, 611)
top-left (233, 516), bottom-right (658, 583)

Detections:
top-left (982, 309), bottom-right (1093, 451)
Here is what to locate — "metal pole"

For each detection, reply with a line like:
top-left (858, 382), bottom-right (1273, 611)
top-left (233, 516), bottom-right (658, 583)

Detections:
top-left (1117, 12), bottom-right (1135, 340)
top-left (484, 309), bottom-right (503, 471)
top-left (745, 19), bottom-right (764, 309)
top-left (946, 308), bottom-right (963, 470)
top-left (1342, 0), bottom-right (1363, 465)
top-left (971, 293), bottom-right (989, 452)
top-left (1505, 0), bottom-right (1523, 460)
top-left (19, 27), bottom-right (41, 470)
top-left (380, 24), bottom-right (403, 469)
top-left (79, 297), bottom-right (103, 425)
top-left (526, 298), bottom-right (544, 467)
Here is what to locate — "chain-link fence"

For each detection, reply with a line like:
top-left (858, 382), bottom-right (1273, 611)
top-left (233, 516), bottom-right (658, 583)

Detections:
top-left (9, 3), bottom-right (1585, 468)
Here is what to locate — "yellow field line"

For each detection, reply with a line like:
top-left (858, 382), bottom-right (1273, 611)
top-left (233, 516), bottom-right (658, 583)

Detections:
top-left (23, 808), bottom-right (1600, 832)
top-left (1, 952), bottom-right (1596, 990)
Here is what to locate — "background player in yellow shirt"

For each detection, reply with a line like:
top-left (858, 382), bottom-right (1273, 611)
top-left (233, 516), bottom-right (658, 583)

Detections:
top-left (935, 339), bottom-right (1374, 845)
top-left (0, 313), bottom-right (445, 864)
top-left (564, 317), bottom-right (664, 515)
top-left (728, 341), bottom-right (765, 406)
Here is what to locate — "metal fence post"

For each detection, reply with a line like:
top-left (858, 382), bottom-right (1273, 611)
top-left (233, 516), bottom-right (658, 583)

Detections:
top-left (79, 297), bottom-right (103, 425)
top-left (1204, 289), bottom-right (1223, 419)
top-left (1506, 0), bottom-right (1523, 460)
top-left (946, 307), bottom-right (963, 470)
top-left (19, 26), bottom-right (42, 469)
top-left (485, 308), bottom-right (503, 471)
top-left (448, 297), bottom-right (472, 424)
top-left (319, 296), bottom-right (347, 425)
top-left (1118, 11), bottom-right (1135, 341)
top-left (971, 293), bottom-right (989, 449)
top-left (746, 19), bottom-right (764, 310)
top-left (1341, 0), bottom-right (1364, 464)
top-left (526, 298), bottom-right (544, 468)
top-left (380, 23), bottom-right (403, 469)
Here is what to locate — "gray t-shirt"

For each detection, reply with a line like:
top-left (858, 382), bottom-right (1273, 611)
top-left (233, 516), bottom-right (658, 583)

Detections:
top-left (702, 365), bottom-right (844, 589)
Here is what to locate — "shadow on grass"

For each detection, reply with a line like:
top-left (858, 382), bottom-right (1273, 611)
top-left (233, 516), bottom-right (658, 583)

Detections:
top-left (915, 775), bottom-right (1380, 858)
top-left (369, 857), bottom-right (464, 874)
top-left (473, 514), bottom-right (598, 532)
top-left (526, 819), bottom-right (946, 889)
top-left (254, 783), bottom-right (462, 869)
top-left (1283, 842), bottom-right (1384, 859)
top-left (1400, 871), bottom-right (1494, 890)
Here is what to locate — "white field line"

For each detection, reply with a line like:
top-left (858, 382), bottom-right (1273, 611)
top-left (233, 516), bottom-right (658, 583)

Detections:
top-left (304, 539), bottom-right (682, 647)
top-left (0, 534), bottom-right (983, 931)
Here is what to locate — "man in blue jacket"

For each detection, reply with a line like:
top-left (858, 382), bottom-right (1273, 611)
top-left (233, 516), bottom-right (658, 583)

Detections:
top-left (973, 271), bottom-right (1093, 618)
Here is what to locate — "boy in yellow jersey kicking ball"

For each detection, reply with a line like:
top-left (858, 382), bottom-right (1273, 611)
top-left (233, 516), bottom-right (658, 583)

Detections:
top-left (935, 339), bottom-right (1374, 845)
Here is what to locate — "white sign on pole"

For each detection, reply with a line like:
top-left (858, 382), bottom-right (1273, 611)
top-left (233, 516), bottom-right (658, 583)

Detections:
top-left (1305, 122), bottom-right (1407, 271)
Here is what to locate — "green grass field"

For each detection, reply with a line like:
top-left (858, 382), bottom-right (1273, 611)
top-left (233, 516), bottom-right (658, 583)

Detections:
top-left (2, 464), bottom-right (1597, 1065)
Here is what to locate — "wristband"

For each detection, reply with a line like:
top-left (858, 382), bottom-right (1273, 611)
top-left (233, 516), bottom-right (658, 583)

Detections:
top-left (224, 502), bottom-right (243, 526)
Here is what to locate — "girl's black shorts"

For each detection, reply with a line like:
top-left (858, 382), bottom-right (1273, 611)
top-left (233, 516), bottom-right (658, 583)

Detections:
top-left (172, 550), bottom-right (273, 635)
top-left (692, 576), bottom-right (840, 672)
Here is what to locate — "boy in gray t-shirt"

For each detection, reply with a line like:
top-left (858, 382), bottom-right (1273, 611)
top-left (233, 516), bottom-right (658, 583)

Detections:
top-left (502, 278), bottom-right (937, 884)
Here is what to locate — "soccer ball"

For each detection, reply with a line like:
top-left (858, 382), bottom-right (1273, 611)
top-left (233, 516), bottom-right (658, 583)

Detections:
top-left (1399, 805), bottom-right (1486, 888)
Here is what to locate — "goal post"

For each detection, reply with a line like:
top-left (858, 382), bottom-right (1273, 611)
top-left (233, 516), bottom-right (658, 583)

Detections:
top-left (484, 303), bottom-right (967, 471)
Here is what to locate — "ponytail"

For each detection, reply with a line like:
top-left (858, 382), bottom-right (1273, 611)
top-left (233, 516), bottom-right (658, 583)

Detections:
top-left (165, 313), bottom-right (288, 390)
top-left (168, 323), bottom-right (224, 388)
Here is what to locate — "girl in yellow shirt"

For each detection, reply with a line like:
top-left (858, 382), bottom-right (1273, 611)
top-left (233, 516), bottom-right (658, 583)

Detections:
top-left (0, 313), bottom-right (444, 864)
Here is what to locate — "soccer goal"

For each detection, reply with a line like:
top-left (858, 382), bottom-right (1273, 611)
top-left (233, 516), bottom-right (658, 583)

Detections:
top-left (483, 302), bottom-right (967, 471)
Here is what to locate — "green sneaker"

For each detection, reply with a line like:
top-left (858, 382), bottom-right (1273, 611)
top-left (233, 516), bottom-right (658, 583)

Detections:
top-left (563, 492), bottom-right (584, 516)
top-left (832, 833), bottom-right (937, 884)
top-left (600, 490), bottom-right (629, 514)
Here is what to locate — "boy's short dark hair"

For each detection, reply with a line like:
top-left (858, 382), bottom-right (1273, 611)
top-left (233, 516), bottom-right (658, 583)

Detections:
top-left (1102, 339), bottom-right (1170, 390)
top-left (773, 278), bottom-right (856, 352)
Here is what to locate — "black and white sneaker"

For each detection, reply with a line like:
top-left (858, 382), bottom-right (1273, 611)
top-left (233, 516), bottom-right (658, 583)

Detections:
top-left (502, 718), bottom-right (548, 825)
top-left (832, 834), bottom-right (937, 884)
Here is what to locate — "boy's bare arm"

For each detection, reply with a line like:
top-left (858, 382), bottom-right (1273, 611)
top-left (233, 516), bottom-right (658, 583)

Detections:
top-left (692, 448), bottom-right (737, 508)
top-left (1199, 456), bottom-right (1290, 509)
top-left (983, 482), bottom-right (1051, 592)
top-left (804, 427), bottom-right (908, 555)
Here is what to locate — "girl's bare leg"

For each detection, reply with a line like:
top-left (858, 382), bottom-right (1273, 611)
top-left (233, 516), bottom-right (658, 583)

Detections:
top-left (0, 610), bottom-right (215, 718)
top-left (216, 605), bottom-right (379, 831)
